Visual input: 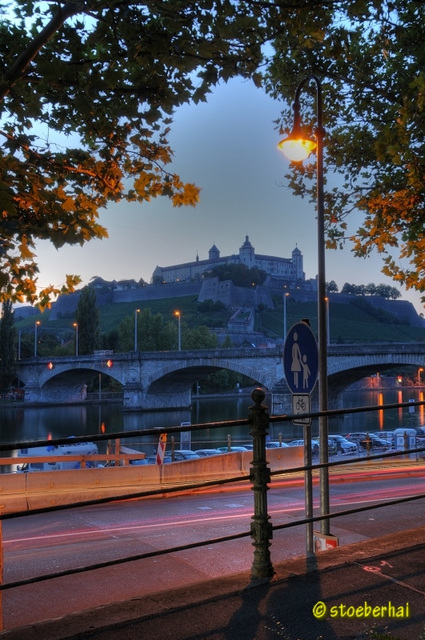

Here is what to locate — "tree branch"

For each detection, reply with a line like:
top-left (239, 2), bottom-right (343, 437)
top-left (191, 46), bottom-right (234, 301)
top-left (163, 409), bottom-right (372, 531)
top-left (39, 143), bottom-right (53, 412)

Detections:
top-left (0, 2), bottom-right (82, 101)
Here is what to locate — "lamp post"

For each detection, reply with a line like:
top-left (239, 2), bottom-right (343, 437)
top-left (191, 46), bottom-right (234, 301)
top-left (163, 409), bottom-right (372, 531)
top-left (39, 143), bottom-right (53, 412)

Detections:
top-left (283, 291), bottom-right (289, 342)
top-left (34, 321), bottom-right (41, 357)
top-left (174, 310), bottom-right (181, 351)
top-left (73, 322), bottom-right (79, 356)
top-left (325, 297), bottom-right (330, 345)
top-left (134, 308), bottom-right (140, 352)
top-left (278, 74), bottom-right (330, 535)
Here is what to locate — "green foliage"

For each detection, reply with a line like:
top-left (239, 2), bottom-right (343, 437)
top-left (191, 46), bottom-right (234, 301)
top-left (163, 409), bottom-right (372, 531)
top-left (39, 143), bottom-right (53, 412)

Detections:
top-left (205, 264), bottom-right (266, 287)
top-left (4, 1), bottom-right (425, 305)
top-left (0, 0), bottom-right (264, 305)
top-left (119, 308), bottom-right (175, 351)
top-left (98, 295), bottom-right (230, 335)
top-left (326, 280), bottom-right (339, 293)
top-left (267, 1), bottom-right (425, 300)
top-left (198, 369), bottom-right (256, 393)
top-left (75, 287), bottom-right (100, 354)
top-left (341, 283), bottom-right (401, 299)
top-left (118, 307), bottom-right (218, 351)
top-left (222, 335), bottom-right (233, 348)
top-left (183, 325), bottom-right (218, 350)
top-left (0, 301), bottom-right (16, 391)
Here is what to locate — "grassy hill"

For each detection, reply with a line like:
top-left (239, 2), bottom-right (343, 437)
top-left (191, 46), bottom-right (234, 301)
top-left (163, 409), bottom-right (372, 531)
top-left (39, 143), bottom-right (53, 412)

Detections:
top-left (259, 297), bottom-right (425, 344)
top-left (17, 293), bottom-right (425, 345)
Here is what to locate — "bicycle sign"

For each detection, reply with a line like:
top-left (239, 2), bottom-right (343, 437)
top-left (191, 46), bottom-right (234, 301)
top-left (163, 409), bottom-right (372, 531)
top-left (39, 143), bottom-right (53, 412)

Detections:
top-left (292, 393), bottom-right (312, 425)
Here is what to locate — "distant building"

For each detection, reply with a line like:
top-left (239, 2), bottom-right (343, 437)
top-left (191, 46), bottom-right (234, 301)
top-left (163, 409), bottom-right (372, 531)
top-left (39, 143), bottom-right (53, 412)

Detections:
top-left (152, 236), bottom-right (305, 286)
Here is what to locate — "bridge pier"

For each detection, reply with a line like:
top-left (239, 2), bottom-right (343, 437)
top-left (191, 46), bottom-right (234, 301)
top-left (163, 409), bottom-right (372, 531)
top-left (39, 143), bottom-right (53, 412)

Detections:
top-left (122, 385), bottom-right (192, 411)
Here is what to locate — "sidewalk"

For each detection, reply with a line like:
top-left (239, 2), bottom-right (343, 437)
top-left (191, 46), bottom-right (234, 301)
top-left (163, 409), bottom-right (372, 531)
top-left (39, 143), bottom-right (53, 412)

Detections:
top-left (2, 527), bottom-right (424, 640)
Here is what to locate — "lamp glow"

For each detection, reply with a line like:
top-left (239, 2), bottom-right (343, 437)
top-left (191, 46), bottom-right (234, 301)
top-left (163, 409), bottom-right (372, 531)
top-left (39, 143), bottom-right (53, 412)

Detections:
top-left (278, 137), bottom-right (316, 162)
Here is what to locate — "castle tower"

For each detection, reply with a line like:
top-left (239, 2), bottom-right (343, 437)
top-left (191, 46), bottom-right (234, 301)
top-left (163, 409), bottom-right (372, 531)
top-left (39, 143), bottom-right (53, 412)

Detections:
top-left (291, 245), bottom-right (304, 279)
top-left (239, 235), bottom-right (255, 267)
top-left (208, 244), bottom-right (220, 261)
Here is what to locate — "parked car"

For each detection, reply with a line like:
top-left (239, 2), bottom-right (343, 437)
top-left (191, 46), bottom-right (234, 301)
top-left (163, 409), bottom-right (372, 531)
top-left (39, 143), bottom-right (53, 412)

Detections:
top-left (195, 449), bottom-right (222, 457)
top-left (328, 435), bottom-right (358, 454)
top-left (345, 432), bottom-right (368, 442)
top-left (217, 446), bottom-right (249, 453)
top-left (266, 441), bottom-right (289, 448)
top-left (288, 439), bottom-right (338, 455)
top-left (288, 439), bottom-right (320, 454)
top-left (146, 455), bottom-right (173, 464)
top-left (171, 450), bottom-right (201, 461)
top-left (346, 434), bottom-right (389, 450)
top-left (372, 431), bottom-right (394, 447)
top-left (327, 439), bottom-right (338, 455)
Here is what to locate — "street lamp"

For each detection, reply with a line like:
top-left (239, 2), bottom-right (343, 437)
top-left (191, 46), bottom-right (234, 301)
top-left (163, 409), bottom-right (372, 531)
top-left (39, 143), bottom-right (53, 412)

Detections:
top-left (34, 320), bottom-right (41, 357)
top-left (174, 310), bottom-right (181, 351)
top-left (73, 322), bottom-right (79, 356)
top-left (278, 74), bottom-right (330, 535)
top-left (134, 308), bottom-right (140, 352)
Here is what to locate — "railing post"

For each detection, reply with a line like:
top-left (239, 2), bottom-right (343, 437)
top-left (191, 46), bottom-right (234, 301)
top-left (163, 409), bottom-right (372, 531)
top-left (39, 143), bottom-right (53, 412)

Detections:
top-left (249, 388), bottom-right (274, 580)
top-left (0, 519), bottom-right (3, 631)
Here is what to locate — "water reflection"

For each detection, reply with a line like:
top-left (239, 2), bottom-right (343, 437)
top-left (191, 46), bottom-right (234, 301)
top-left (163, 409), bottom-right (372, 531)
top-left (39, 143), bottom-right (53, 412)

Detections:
top-left (0, 388), bottom-right (424, 454)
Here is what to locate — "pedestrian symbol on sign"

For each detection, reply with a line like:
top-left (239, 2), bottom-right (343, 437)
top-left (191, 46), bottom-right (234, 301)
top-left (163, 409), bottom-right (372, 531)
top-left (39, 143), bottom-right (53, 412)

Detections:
top-left (290, 332), bottom-right (313, 391)
top-left (283, 322), bottom-right (318, 395)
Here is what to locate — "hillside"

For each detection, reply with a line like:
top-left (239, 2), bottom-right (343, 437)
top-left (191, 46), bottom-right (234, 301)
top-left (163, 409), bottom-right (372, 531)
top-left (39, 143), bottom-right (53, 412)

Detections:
top-left (15, 291), bottom-right (425, 345)
top-left (260, 297), bottom-right (425, 344)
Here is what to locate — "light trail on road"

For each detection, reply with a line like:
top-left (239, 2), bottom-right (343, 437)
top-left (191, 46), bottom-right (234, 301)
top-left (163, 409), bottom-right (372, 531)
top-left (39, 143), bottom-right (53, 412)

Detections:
top-left (4, 476), bottom-right (424, 550)
top-left (1, 473), bottom-right (424, 631)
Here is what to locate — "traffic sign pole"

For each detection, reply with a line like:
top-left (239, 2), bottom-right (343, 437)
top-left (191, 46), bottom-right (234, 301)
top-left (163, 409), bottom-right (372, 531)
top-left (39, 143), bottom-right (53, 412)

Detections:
top-left (284, 322), bottom-right (318, 555)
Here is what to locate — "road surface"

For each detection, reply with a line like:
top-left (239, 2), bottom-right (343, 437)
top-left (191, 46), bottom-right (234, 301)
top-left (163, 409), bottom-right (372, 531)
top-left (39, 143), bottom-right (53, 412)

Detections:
top-left (2, 471), bottom-right (424, 630)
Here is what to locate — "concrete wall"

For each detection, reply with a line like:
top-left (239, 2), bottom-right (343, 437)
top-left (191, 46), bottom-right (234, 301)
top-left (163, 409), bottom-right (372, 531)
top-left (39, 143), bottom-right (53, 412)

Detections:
top-left (0, 447), bottom-right (304, 515)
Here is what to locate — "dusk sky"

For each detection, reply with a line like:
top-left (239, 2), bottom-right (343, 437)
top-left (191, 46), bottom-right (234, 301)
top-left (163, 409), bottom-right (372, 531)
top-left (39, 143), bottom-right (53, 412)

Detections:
top-left (33, 77), bottom-right (425, 315)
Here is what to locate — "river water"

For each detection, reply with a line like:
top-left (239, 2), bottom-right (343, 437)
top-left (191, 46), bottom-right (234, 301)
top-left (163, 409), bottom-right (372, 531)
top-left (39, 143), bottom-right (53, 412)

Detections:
top-left (0, 388), bottom-right (424, 455)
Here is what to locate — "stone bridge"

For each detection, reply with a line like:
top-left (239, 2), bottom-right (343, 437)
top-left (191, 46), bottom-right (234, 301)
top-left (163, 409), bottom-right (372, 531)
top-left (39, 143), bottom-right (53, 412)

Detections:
top-left (14, 343), bottom-right (425, 411)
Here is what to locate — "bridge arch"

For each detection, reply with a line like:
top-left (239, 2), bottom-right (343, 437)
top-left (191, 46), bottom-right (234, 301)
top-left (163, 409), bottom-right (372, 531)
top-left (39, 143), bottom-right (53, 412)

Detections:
top-left (328, 348), bottom-right (425, 403)
top-left (14, 344), bottom-right (425, 410)
top-left (17, 359), bottom-right (125, 405)
top-left (145, 360), bottom-right (268, 393)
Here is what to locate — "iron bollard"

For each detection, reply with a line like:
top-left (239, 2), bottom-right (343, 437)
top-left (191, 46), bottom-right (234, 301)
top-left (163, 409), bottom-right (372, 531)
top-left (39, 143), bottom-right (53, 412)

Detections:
top-left (249, 388), bottom-right (274, 580)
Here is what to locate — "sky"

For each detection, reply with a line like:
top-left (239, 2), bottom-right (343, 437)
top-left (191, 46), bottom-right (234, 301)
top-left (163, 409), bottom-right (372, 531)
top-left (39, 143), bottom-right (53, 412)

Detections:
top-left (33, 77), bottom-right (425, 315)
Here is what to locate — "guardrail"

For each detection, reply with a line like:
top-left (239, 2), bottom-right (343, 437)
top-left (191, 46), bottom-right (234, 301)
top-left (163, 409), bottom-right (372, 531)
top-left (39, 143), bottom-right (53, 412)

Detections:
top-left (0, 388), bottom-right (424, 632)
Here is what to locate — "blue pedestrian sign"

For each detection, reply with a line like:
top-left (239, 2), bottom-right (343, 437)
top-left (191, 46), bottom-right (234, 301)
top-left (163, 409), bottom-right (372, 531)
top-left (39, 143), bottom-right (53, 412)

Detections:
top-left (283, 322), bottom-right (319, 395)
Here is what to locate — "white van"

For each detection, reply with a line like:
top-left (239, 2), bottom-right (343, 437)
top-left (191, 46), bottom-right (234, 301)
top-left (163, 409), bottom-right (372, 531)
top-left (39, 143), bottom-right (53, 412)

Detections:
top-left (15, 441), bottom-right (99, 472)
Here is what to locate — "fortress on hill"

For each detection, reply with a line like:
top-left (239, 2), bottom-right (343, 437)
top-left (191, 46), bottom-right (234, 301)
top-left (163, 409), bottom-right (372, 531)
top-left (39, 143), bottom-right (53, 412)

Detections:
top-left (18, 234), bottom-right (424, 336)
top-left (152, 236), bottom-right (308, 287)
top-left (43, 236), bottom-right (317, 323)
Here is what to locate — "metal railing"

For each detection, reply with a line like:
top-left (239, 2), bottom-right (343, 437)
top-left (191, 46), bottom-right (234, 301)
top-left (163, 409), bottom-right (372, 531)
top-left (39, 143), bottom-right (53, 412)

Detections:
top-left (0, 388), bottom-right (424, 629)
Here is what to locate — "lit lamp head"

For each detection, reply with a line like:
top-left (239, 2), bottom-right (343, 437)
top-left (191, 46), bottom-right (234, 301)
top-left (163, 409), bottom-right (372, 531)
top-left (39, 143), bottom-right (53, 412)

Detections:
top-left (278, 100), bottom-right (316, 162)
